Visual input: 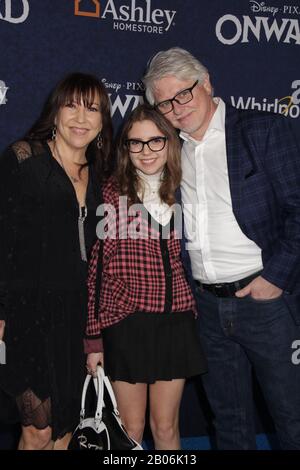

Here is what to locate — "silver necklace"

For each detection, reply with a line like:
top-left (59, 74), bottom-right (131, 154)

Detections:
top-left (53, 142), bottom-right (80, 184)
top-left (52, 143), bottom-right (88, 262)
top-left (78, 205), bottom-right (88, 262)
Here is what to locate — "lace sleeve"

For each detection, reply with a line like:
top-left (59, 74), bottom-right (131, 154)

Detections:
top-left (0, 143), bottom-right (24, 320)
top-left (11, 140), bottom-right (32, 162)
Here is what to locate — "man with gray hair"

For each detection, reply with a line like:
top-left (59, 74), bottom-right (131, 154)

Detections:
top-left (143, 47), bottom-right (300, 449)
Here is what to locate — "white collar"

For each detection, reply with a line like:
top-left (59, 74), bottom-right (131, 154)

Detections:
top-left (180, 97), bottom-right (225, 145)
top-left (136, 169), bottom-right (163, 188)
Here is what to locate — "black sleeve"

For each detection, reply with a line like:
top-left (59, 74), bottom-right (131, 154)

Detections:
top-left (0, 146), bottom-right (21, 320)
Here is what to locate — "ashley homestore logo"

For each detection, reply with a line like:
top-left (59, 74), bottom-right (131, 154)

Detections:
top-left (74, 0), bottom-right (176, 34)
top-left (0, 0), bottom-right (29, 23)
top-left (75, 0), bottom-right (100, 17)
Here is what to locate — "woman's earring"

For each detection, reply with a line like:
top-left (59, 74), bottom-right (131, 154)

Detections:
top-left (97, 133), bottom-right (103, 149)
top-left (52, 126), bottom-right (57, 141)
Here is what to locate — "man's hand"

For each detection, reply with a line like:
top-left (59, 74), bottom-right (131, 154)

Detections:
top-left (0, 320), bottom-right (5, 341)
top-left (235, 275), bottom-right (283, 300)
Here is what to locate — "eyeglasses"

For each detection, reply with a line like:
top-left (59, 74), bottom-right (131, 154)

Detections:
top-left (125, 136), bottom-right (168, 153)
top-left (155, 80), bottom-right (199, 115)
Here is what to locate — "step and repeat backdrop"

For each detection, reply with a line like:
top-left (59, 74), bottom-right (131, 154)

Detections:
top-left (0, 0), bottom-right (299, 439)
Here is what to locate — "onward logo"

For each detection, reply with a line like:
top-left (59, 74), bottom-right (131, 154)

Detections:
top-left (231, 80), bottom-right (300, 119)
top-left (0, 80), bottom-right (9, 105)
top-left (0, 0), bottom-right (29, 24)
top-left (74, 0), bottom-right (176, 34)
top-left (215, 1), bottom-right (300, 45)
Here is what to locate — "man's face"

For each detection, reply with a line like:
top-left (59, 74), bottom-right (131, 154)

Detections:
top-left (153, 75), bottom-right (216, 141)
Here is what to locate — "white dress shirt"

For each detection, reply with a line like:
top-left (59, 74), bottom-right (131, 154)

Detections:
top-left (180, 98), bottom-right (263, 283)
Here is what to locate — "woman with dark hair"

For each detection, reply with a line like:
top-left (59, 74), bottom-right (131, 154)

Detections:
top-left (0, 72), bottom-right (113, 449)
top-left (85, 104), bottom-right (206, 450)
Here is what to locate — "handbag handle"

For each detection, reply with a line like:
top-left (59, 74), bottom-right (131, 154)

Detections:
top-left (99, 366), bottom-right (120, 416)
top-left (93, 366), bottom-right (120, 416)
top-left (80, 366), bottom-right (120, 423)
top-left (80, 366), bottom-right (104, 423)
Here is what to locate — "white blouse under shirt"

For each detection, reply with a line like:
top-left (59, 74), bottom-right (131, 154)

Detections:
top-left (136, 170), bottom-right (173, 226)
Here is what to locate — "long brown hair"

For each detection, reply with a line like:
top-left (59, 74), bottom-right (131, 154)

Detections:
top-left (26, 72), bottom-right (113, 183)
top-left (115, 104), bottom-right (181, 205)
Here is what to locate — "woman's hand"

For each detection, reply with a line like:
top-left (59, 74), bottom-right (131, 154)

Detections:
top-left (0, 320), bottom-right (5, 341)
top-left (86, 352), bottom-right (103, 377)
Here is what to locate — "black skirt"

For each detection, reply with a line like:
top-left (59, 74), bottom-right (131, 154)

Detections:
top-left (102, 311), bottom-right (207, 384)
top-left (0, 288), bottom-right (87, 440)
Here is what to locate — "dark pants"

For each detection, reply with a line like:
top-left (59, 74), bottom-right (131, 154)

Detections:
top-left (196, 288), bottom-right (300, 449)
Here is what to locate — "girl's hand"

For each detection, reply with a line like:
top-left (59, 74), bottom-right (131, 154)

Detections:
top-left (86, 352), bottom-right (104, 377)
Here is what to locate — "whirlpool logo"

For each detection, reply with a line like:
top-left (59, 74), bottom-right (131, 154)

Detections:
top-left (74, 0), bottom-right (176, 35)
top-left (230, 80), bottom-right (300, 119)
top-left (0, 0), bottom-right (29, 24)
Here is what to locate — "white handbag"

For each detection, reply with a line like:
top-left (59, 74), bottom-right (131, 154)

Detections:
top-left (68, 365), bottom-right (143, 450)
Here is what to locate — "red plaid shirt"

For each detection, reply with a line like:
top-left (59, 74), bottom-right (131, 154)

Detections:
top-left (85, 179), bottom-right (196, 338)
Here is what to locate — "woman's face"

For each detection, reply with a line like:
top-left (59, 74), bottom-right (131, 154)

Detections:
top-left (127, 119), bottom-right (168, 176)
top-left (55, 92), bottom-right (102, 152)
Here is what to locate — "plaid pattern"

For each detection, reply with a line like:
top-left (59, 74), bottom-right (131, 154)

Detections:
top-left (224, 105), bottom-right (300, 294)
top-left (86, 179), bottom-right (196, 337)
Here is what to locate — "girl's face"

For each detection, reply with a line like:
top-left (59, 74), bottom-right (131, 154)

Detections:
top-left (127, 119), bottom-right (168, 176)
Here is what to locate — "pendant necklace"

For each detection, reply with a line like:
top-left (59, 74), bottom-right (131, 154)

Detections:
top-left (53, 142), bottom-right (80, 184)
top-left (53, 142), bottom-right (88, 262)
top-left (78, 205), bottom-right (88, 262)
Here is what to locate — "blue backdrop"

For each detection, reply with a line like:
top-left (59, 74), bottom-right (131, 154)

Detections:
top-left (0, 0), bottom-right (299, 442)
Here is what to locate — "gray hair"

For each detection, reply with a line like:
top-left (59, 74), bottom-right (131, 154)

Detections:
top-left (143, 47), bottom-right (208, 105)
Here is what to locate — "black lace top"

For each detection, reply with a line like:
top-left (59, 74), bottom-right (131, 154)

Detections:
top-left (0, 140), bottom-right (102, 439)
top-left (0, 140), bottom-right (101, 317)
